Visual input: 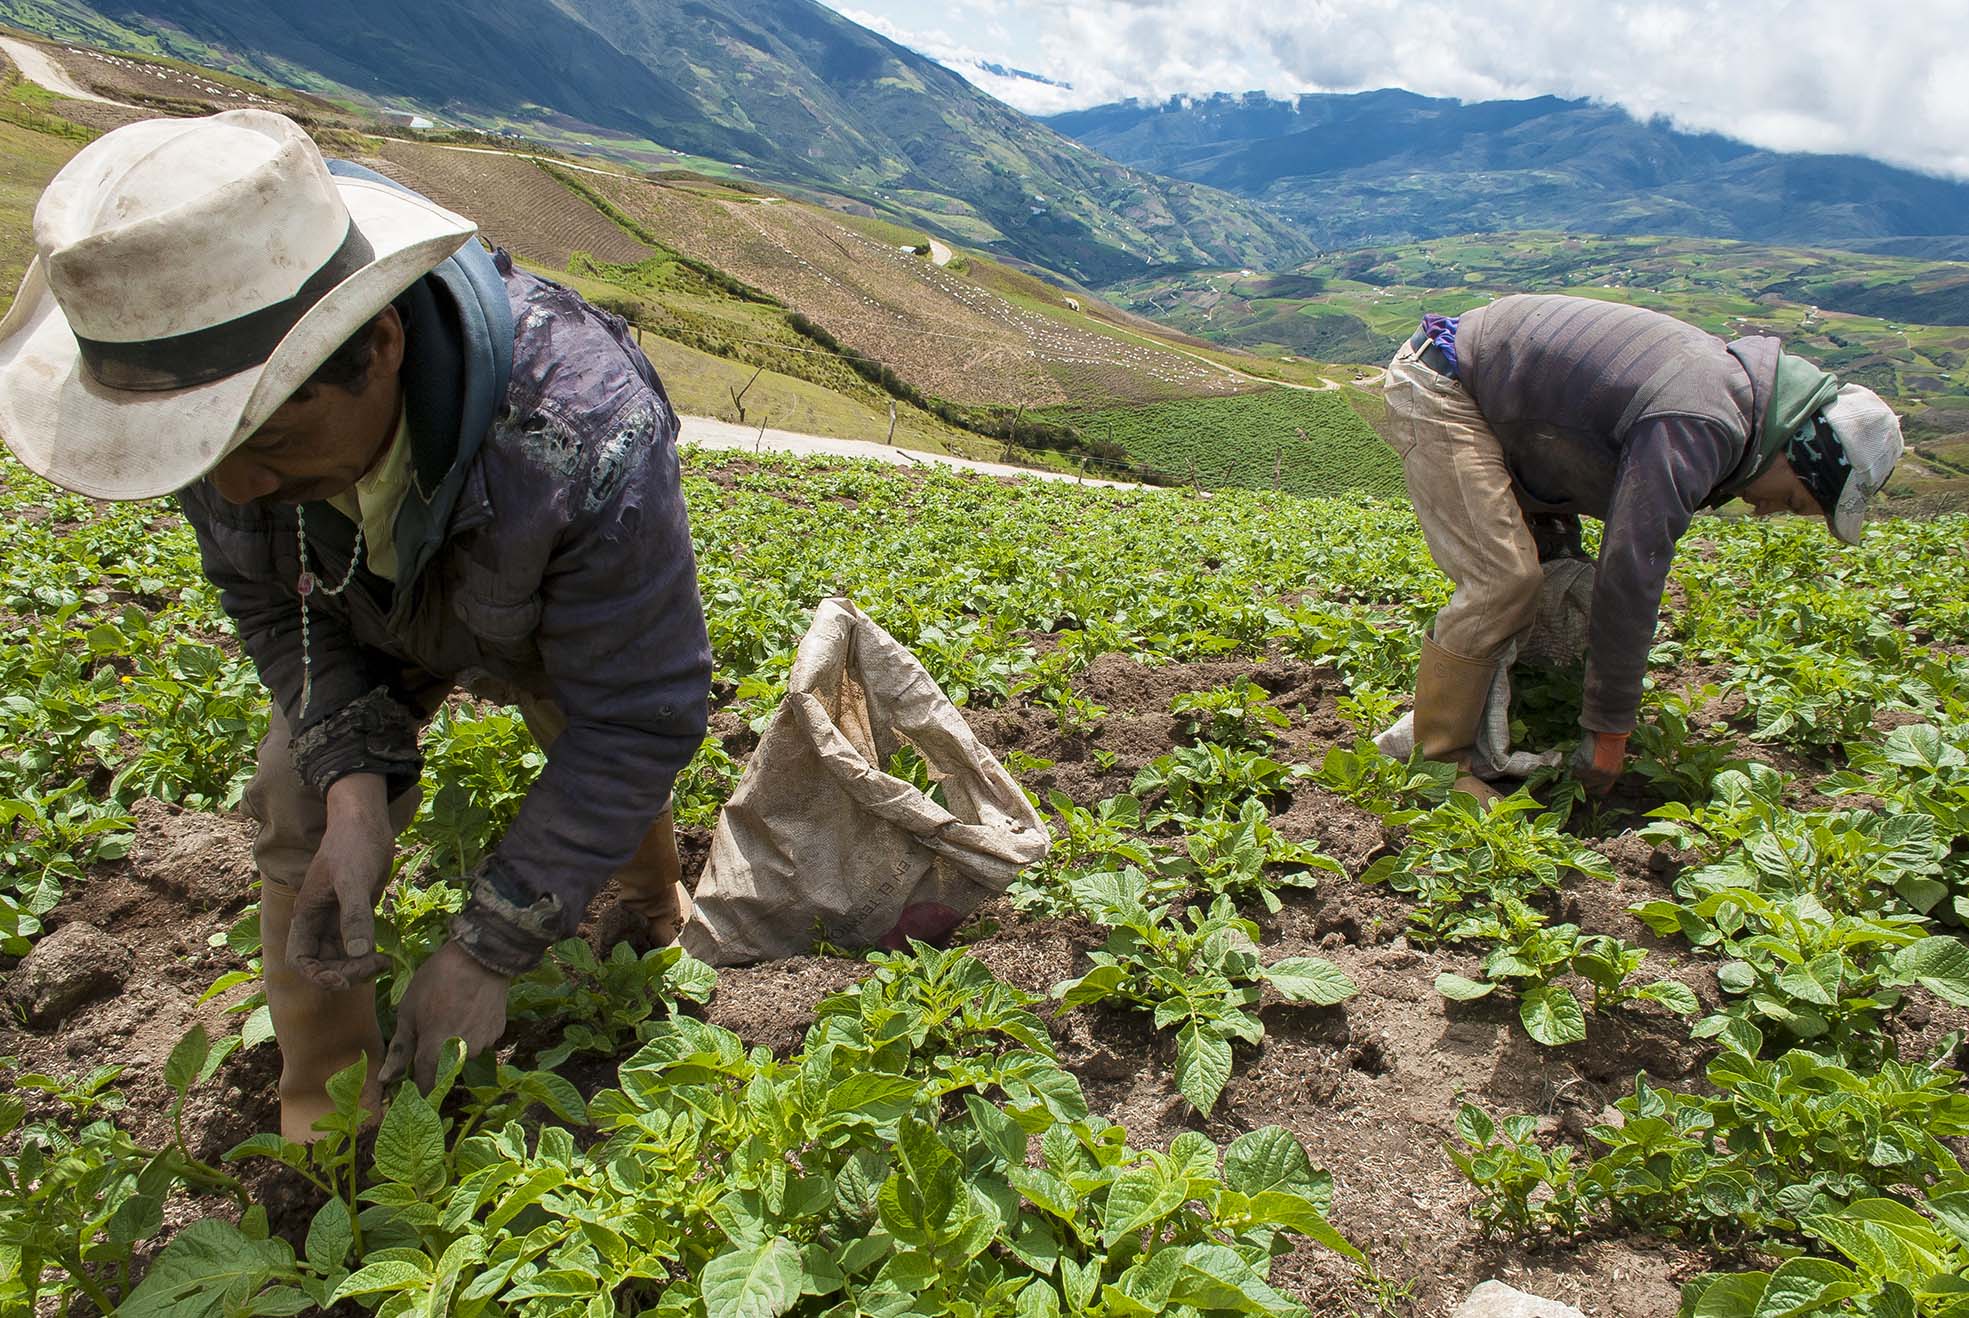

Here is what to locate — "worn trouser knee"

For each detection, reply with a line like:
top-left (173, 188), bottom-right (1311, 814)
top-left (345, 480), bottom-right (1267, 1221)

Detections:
top-left (244, 705), bottom-right (419, 1141)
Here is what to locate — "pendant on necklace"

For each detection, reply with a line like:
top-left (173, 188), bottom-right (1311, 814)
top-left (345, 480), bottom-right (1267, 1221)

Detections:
top-left (298, 572), bottom-right (315, 597)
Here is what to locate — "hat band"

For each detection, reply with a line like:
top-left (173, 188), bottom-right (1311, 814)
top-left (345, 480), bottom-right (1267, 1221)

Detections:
top-left (72, 221), bottom-right (377, 393)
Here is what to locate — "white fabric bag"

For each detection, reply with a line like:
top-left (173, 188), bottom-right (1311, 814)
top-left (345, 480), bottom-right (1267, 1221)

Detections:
top-left (680, 598), bottom-right (1050, 966)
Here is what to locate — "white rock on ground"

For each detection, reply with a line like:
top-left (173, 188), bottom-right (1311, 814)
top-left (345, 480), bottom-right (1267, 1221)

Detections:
top-left (7, 921), bottom-right (133, 1026)
top-left (1454, 1282), bottom-right (1589, 1318)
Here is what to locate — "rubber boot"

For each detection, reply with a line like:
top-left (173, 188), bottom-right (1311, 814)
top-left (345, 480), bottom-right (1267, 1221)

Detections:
top-left (600, 801), bottom-right (692, 948)
top-left (258, 882), bottom-right (385, 1143)
top-left (1413, 634), bottom-right (1503, 805)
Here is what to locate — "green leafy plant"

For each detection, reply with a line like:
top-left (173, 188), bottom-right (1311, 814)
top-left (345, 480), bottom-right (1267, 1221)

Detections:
top-left (1054, 870), bottom-right (1358, 1113)
top-left (1628, 684), bottom-right (1748, 803)
top-left (1311, 736), bottom-right (1452, 821)
top-left (1132, 742), bottom-right (1301, 825)
top-left (1174, 797), bottom-right (1345, 912)
top-left (506, 937), bottom-right (717, 1068)
top-left (0, 1045), bottom-right (244, 1315)
top-left (1436, 924), bottom-right (1697, 1046)
top-left (1452, 1042), bottom-right (1969, 1250)
top-left (1362, 793), bottom-right (1614, 947)
top-left (1171, 677), bottom-right (1291, 750)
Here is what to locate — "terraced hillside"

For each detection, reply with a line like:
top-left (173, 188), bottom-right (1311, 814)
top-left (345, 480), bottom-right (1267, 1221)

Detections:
top-left (585, 171), bottom-right (1259, 408)
top-left (361, 141), bottom-right (655, 269)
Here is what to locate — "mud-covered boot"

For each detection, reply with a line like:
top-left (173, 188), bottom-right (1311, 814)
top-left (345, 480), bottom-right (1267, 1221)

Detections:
top-left (1413, 634), bottom-right (1503, 806)
top-left (258, 882), bottom-right (385, 1142)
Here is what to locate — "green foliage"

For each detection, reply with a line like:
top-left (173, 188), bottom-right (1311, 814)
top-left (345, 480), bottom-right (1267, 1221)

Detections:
top-left (1453, 1043), bottom-right (1969, 1260)
top-left (1636, 763), bottom-right (1969, 1061)
top-left (1043, 389), bottom-right (1402, 499)
top-left (0, 1053), bottom-right (244, 1314)
top-left (129, 946), bottom-right (1359, 1315)
top-left (1171, 678), bottom-right (1291, 751)
top-left (1680, 1189), bottom-right (1969, 1317)
top-left (507, 938), bottom-right (717, 1069)
top-left (1312, 736), bottom-right (1452, 819)
top-left (1436, 925), bottom-right (1695, 1047)
top-left (1361, 793), bottom-right (1614, 948)
top-left (1629, 685), bottom-right (1750, 804)
top-left (1054, 871), bottom-right (1358, 1114)
top-left (1131, 743), bottom-right (1300, 826)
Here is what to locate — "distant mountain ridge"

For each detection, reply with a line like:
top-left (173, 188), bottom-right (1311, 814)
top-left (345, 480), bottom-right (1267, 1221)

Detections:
top-left (0, 0), bottom-right (1314, 283)
top-left (1046, 90), bottom-right (1969, 255)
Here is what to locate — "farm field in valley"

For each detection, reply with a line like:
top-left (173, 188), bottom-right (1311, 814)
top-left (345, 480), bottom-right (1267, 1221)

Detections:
top-left (1042, 388), bottom-right (1403, 497)
top-left (3, 447), bottom-right (1966, 1316)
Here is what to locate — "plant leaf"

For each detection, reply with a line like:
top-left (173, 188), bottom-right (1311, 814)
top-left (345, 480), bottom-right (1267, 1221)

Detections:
top-left (700, 1236), bottom-right (803, 1318)
top-left (1519, 985), bottom-right (1586, 1046)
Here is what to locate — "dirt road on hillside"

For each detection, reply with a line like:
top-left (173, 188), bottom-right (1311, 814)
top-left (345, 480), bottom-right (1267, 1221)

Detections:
top-left (679, 415), bottom-right (1144, 489)
top-left (0, 37), bottom-right (130, 105)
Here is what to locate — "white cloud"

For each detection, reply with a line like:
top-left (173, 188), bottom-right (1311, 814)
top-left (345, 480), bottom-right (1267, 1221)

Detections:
top-left (826, 0), bottom-right (1969, 180)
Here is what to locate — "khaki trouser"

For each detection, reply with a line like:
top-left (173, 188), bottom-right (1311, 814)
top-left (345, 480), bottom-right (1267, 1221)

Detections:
top-left (1382, 339), bottom-right (1544, 660)
top-left (244, 695), bottom-right (678, 1141)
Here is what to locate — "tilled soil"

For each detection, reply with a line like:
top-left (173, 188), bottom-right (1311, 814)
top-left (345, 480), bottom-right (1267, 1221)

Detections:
top-left (5, 652), bottom-right (1963, 1316)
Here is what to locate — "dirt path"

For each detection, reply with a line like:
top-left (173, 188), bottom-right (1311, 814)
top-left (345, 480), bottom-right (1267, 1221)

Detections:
top-left (678, 414), bottom-right (1144, 488)
top-left (0, 36), bottom-right (131, 106)
top-left (413, 140), bottom-right (635, 179)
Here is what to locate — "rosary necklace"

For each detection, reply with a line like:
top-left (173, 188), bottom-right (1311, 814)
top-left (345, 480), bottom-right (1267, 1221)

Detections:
top-left (296, 502), bottom-right (364, 720)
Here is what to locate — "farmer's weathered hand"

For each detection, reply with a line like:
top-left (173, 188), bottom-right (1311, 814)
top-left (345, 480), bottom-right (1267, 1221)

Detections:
top-left (381, 940), bottom-right (510, 1090)
top-left (289, 772), bottom-right (393, 991)
top-left (1569, 731), bottom-right (1630, 795)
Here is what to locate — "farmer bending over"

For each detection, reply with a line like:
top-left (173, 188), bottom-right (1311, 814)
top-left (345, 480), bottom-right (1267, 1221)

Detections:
top-left (0, 111), bottom-right (711, 1138)
top-left (1382, 293), bottom-right (1902, 801)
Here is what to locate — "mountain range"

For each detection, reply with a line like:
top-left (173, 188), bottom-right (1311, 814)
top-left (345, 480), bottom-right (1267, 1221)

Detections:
top-left (1045, 90), bottom-right (1969, 256)
top-left (0, 0), bottom-right (1313, 283)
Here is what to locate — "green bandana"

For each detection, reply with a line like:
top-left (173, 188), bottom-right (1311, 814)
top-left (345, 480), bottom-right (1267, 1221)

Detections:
top-left (1712, 351), bottom-right (1842, 501)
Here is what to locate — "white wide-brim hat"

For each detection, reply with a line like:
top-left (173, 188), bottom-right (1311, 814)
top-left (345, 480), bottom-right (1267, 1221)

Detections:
top-left (0, 109), bottom-right (475, 501)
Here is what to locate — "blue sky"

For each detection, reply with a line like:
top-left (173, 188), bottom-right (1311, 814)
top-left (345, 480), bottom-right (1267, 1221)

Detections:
top-left (824, 0), bottom-right (1969, 180)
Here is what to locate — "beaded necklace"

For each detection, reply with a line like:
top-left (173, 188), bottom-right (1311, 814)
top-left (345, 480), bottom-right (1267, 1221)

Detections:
top-left (295, 503), bottom-right (364, 720)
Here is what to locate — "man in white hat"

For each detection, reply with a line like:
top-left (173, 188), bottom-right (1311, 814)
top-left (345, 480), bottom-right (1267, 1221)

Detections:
top-left (0, 110), bottom-right (711, 1139)
top-left (1381, 293), bottom-right (1904, 800)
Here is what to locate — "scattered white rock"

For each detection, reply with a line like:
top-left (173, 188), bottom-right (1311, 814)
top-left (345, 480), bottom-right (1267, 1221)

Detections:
top-left (1454, 1282), bottom-right (1587, 1318)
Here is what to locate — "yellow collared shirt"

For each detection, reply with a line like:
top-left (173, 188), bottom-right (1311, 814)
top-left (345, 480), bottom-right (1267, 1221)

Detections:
top-left (328, 410), bottom-right (414, 583)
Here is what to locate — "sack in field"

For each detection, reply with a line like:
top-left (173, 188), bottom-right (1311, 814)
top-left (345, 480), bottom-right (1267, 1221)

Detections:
top-left (679, 598), bottom-right (1049, 966)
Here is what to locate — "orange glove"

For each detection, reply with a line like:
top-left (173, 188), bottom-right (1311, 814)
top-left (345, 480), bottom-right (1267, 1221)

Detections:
top-left (1569, 731), bottom-right (1629, 795)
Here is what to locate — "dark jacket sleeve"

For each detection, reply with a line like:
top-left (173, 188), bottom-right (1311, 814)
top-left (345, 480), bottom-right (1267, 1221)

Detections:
top-left (451, 392), bottom-right (711, 975)
top-left (177, 488), bottom-right (422, 795)
top-left (1581, 416), bottom-right (1741, 734)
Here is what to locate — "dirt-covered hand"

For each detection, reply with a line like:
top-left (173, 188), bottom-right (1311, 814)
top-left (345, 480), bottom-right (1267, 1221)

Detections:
top-left (1569, 731), bottom-right (1630, 795)
top-left (381, 940), bottom-right (511, 1090)
top-left (288, 772), bottom-right (394, 991)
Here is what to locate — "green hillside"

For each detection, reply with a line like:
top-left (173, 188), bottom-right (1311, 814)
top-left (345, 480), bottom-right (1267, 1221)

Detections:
top-left (1041, 388), bottom-right (1401, 498)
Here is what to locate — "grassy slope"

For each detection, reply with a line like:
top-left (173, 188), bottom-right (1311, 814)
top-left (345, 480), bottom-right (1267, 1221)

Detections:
top-left (0, 115), bottom-right (82, 317)
top-left (1042, 388), bottom-right (1402, 498)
